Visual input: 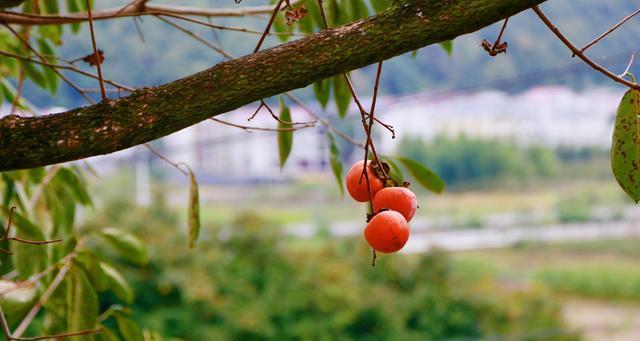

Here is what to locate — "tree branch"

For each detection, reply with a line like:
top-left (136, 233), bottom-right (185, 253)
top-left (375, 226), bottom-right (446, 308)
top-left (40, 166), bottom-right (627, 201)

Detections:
top-left (0, 0), bottom-right (546, 171)
top-left (0, 1), bottom-right (301, 25)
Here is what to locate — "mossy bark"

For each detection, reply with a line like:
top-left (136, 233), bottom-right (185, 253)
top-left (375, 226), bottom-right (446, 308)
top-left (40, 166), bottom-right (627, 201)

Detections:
top-left (0, 0), bottom-right (546, 171)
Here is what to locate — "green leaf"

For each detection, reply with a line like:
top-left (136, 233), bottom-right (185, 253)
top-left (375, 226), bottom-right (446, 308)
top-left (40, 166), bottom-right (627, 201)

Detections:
top-left (116, 314), bottom-right (144, 341)
top-left (371, 0), bottom-right (392, 13)
top-left (349, 0), bottom-right (370, 20)
top-left (66, 264), bottom-right (98, 334)
top-left (21, 60), bottom-right (46, 88)
top-left (0, 280), bottom-right (36, 321)
top-left (313, 78), bottom-right (331, 109)
top-left (37, 38), bottom-right (59, 94)
top-left (77, 252), bottom-right (110, 292)
top-left (611, 89), bottom-right (640, 202)
top-left (95, 326), bottom-right (120, 341)
top-left (10, 211), bottom-right (48, 278)
top-left (187, 167), bottom-right (200, 249)
top-left (382, 156), bottom-right (404, 185)
top-left (99, 262), bottom-right (134, 304)
top-left (278, 97), bottom-right (293, 169)
top-left (99, 228), bottom-right (148, 265)
top-left (439, 40), bottom-right (453, 56)
top-left (396, 157), bottom-right (445, 193)
top-left (333, 75), bottom-right (351, 118)
top-left (327, 133), bottom-right (344, 196)
top-left (66, 0), bottom-right (82, 34)
top-left (53, 167), bottom-right (92, 206)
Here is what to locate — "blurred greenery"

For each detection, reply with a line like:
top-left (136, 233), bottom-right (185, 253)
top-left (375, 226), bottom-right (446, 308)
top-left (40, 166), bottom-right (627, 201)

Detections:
top-left (84, 189), bottom-right (578, 340)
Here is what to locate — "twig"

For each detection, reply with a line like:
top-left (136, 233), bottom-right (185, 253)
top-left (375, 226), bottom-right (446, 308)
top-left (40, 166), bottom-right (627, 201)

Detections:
top-left (2, 23), bottom-right (95, 104)
top-left (12, 264), bottom-right (71, 338)
top-left (254, 0), bottom-right (285, 53)
top-left (85, 0), bottom-right (107, 101)
top-left (144, 143), bottom-right (189, 176)
top-left (210, 116), bottom-right (314, 132)
top-left (0, 1), bottom-right (303, 26)
top-left (0, 50), bottom-right (133, 91)
top-left (284, 93), bottom-right (364, 147)
top-left (580, 7), bottom-right (640, 53)
top-left (0, 207), bottom-right (62, 255)
top-left (532, 6), bottom-right (640, 90)
top-left (154, 11), bottom-right (300, 37)
top-left (155, 16), bottom-right (234, 59)
top-left (10, 328), bottom-right (102, 341)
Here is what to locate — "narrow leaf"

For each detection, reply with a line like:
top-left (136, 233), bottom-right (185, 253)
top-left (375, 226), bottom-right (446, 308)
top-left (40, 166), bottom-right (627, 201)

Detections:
top-left (278, 97), bottom-right (293, 169)
top-left (327, 133), bottom-right (344, 196)
top-left (439, 40), bottom-right (453, 56)
top-left (116, 314), bottom-right (144, 341)
top-left (187, 167), bottom-right (200, 249)
top-left (99, 262), bottom-right (134, 304)
top-left (371, 0), bottom-right (392, 13)
top-left (612, 89), bottom-right (640, 202)
top-left (313, 78), bottom-right (331, 109)
top-left (396, 157), bottom-right (445, 193)
top-left (99, 228), bottom-right (148, 265)
top-left (333, 75), bottom-right (351, 118)
top-left (382, 156), bottom-right (404, 185)
top-left (66, 264), bottom-right (98, 333)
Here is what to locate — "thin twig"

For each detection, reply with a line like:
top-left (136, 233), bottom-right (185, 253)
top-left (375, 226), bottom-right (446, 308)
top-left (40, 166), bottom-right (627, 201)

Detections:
top-left (155, 16), bottom-right (234, 59)
top-left (284, 93), bottom-right (365, 147)
top-left (144, 143), bottom-right (189, 176)
top-left (532, 6), bottom-right (640, 90)
top-left (2, 24), bottom-right (95, 104)
top-left (85, 0), bottom-right (107, 101)
top-left (155, 11), bottom-right (300, 37)
top-left (210, 117), bottom-right (315, 132)
top-left (580, 7), bottom-right (640, 53)
top-left (10, 328), bottom-right (102, 341)
top-left (254, 0), bottom-right (285, 53)
top-left (0, 50), bottom-right (133, 91)
top-left (12, 264), bottom-right (71, 338)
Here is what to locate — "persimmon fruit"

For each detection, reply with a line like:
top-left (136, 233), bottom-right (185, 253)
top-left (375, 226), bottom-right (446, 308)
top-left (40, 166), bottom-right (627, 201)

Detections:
top-left (346, 160), bottom-right (384, 202)
top-left (364, 210), bottom-right (410, 253)
top-left (373, 187), bottom-right (418, 222)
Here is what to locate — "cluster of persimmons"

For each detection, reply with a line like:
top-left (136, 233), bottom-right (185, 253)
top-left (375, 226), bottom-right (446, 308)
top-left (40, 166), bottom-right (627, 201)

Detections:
top-left (345, 161), bottom-right (417, 253)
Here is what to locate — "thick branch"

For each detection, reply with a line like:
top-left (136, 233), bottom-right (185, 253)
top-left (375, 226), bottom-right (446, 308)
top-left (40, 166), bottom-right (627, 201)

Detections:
top-left (0, 0), bottom-right (546, 171)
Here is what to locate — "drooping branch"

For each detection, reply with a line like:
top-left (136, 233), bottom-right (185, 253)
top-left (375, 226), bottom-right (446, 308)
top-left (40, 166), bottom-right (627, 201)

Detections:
top-left (0, 0), bottom-right (546, 171)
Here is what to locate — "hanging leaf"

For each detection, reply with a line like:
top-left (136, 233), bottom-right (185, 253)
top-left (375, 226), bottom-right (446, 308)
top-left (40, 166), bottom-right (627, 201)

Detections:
top-left (349, 0), bottom-right (370, 21)
top-left (0, 280), bottom-right (36, 322)
top-left (611, 89), bottom-right (640, 202)
top-left (115, 314), bottom-right (144, 341)
top-left (99, 262), bottom-right (134, 304)
top-left (66, 264), bottom-right (98, 333)
top-left (382, 156), bottom-right (404, 185)
top-left (396, 157), bottom-right (445, 193)
top-left (439, 40), bottom-right (454, 56)
top-left (327, 133), bottom-right (344, 196)
top-left (99, 228), bottom-right (148, 265)
top-left (313, 78), bottom-right (331, 109)
top-left (278, 97), bottom-right (293, 169)
top-left (187, 167), bottom-right (200, 249)
top-left (66, 0), bottom-right (82, 33)
top-left (52, 167), bottom-right (92, 206)
top-left (333, 75), bottom-right (351, 118)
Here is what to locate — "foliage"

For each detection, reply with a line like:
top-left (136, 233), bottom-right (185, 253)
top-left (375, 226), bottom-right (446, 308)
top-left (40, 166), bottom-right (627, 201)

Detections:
top-left (537, 263), bottom-right (640, 302)
top-left (0, 166), bottom-right (150, 339)
top-left (87, 190), bottom-right (578, 340)
top-left (399, 135), bottom-right (559, 188)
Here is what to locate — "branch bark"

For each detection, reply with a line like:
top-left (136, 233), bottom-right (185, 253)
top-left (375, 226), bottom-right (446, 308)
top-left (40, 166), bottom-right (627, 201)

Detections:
top-left (0, 0), bottom-right (546, 171)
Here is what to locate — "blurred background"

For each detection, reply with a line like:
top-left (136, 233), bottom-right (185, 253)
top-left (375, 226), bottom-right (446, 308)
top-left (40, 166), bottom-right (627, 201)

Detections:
top-left (5, 0), bottom-right (640, 340)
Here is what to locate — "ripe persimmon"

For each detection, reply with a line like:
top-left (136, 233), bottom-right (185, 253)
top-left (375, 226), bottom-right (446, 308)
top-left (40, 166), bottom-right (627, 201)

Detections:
top-left (345, 160), bottom-right (384, 202)
top-left (373, 187), bottom-right (418, 222)
top-left (364, 210), bottom-right (410, 253)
